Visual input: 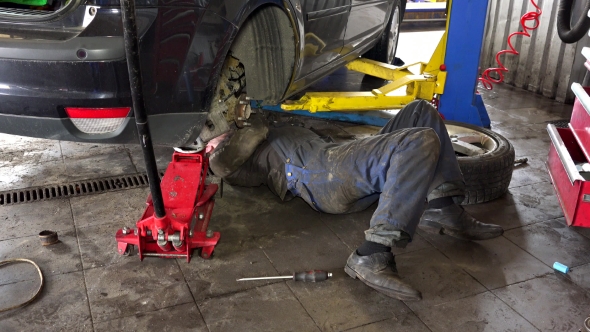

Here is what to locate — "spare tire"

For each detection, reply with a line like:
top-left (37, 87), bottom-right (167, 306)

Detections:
top-left (445, 121), bottom-right (515, 205)
top-left (557, 0), bottom-right (590, 44)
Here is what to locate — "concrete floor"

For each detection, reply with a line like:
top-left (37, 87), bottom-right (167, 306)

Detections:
top-left (1, 31), bottom-right (590, 331)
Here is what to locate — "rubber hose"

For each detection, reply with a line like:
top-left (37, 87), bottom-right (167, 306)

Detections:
top-left (557, 0), bottom-right (590, 44)
top-left (0, 259), bottom-right (44, 313)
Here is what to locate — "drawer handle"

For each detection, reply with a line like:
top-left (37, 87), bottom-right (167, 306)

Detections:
top-left (547, 124), bottom-right (584, 185)
top-left (571, 83), bottom-right (590, 117)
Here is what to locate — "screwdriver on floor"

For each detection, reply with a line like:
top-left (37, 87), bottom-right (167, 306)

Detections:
top-left (237, 270), bottom-right (332, 282)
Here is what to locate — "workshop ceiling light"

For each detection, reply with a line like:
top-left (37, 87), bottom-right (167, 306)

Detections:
top-left (65, 107), bottom-right (131, 134)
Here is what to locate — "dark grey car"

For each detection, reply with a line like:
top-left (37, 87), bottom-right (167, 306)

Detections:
top-left (0, 0), bottom-right (405, 146)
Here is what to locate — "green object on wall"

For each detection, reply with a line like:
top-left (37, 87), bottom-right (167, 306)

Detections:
top-left (0, 0), bottom-right (48, 6)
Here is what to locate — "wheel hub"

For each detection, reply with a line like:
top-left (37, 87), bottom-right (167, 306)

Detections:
top-left (445, 124), bottom-right (498, 157)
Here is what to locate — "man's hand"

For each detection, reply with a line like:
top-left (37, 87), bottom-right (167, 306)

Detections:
top-left (207, 132), bottom-right (232, 153)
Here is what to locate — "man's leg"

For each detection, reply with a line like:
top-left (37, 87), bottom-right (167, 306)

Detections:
top-left (379, 100), bottom-right (463, 197)
top-left (342, 128), bottom-right (442, 301)
top-left (379, 100), bottom-right (503, 241)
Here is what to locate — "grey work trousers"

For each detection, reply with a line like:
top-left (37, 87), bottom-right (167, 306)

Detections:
top-left (293, 100), bottom-right (465, 247)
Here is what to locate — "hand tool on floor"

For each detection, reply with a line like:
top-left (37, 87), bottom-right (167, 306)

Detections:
top-left (237, 270), bottom-right (332, 282)
top-left (114, 0), bottom-right (219, 262)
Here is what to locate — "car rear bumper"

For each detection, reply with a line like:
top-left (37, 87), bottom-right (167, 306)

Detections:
top-left (0, 58), bottom-right (133, 117)
top-left (0, 112), bottom-right (207, 146)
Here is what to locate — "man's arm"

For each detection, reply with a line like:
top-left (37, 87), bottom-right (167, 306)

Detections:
top-left (208, 116), bottom-right (269, 178)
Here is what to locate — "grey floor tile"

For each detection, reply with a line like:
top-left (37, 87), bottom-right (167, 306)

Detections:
top-left (509, 154), bottom-right (551, 188)
top-left (572, 223), bottom-right (590, 240)
top-left (0, 271), bottom-right (92, 331)
top-left (198, 283), bottom-right (320, 332)
top-left (179, 246), bottom-right (279, 301)
top-left (500, 123), bottom-right (553, 141)
top-left (0, 140), bottom-right (62, 166)
top-left (417, 233), bottom-right (551, 290)
top-left (261, 222), bottom-right (352, 275)
top-left (0, 133), bottom-right (49, 146)
top-left (490, 107), bottom-right (572, 126)
top-left (84, 259), bottom-right (193, 322)
top-left (395, 248), bottom-right (486, 310)
top-left (493, 274), bottom-right (590, 331)
top-left (70, 188), bottom-right (149, 228)
top-left (504, 218), bottom-right (590, 268)
top-left (568, 263), bottom-right (590, 294)
top-left (344, 313), bottom-right (431, 332)
top-left (493, 124), bottom-right (552, 157)
top-left (0, 199), bottom-right (74, 241)
top-left (76, 222), bottom-right (130, 270)
top-left (60, 141), bottom-right (126, 160)
top-left (487, 105), bottom-right (526, 129)
top-left (463, 182), bottom-right (563, 230)
top-left (0, 159), bottom-right (68, 191)
top-left (319, 204), bottom-right (432, 255)
top-left (64, 151), bottom-right (137, 182)
top-left (94, 302), bottom-right (207, 332)
top-left (413, 291), bottom-right (539, 332)
top-left (210, 185), bottom-right (323, 250)
top-left (0, 228), bottom-right (82, 285)
top-left (288, 271), bottom-right (413, 332)
top-left (482, 84), bottom-right (571, 114)
top-left (505, 137), bottom-right (551, 159)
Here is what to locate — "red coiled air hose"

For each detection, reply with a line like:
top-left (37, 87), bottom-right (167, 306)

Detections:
top-left (479, 0), bottom-right (543, 90)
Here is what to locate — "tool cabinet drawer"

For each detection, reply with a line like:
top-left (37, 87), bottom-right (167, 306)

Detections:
top-left (570, 83), bottom-right (590, 162)
top-left (546, 124), bottom-right (590, 227)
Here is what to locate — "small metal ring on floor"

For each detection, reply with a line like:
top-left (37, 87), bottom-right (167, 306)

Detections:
top-left (38, 230), bottom-right (58, 246)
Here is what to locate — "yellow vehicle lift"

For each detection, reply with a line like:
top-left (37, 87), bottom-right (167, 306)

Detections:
top-left (281, 10), bottom-right (449, 113)
top-left (273, 0), bottom-right (492, 127)
top-left (282, 36), bottom-right (448, 113)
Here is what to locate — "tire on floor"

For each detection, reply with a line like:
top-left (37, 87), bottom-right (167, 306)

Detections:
top-left (445, 121), bottom-right (515, 205)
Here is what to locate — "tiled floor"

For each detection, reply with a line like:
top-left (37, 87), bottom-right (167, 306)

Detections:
top-left (1, 32), bottom-right (590, 331)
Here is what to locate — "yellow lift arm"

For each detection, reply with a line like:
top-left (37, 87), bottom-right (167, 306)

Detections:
top-left (281, 5), bottom-right (450, 113)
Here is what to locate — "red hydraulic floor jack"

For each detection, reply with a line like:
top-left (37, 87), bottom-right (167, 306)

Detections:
top-left (114, 0), bottom-right (220, 261)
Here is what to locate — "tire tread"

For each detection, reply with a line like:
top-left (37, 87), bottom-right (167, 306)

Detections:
top-left (445, 121), bottom-right (515, 205)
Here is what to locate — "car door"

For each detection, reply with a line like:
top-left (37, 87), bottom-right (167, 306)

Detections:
top-left (343, 0), bottom-right (390, 50)
top-left (299, 0), bottom-right (351, 75)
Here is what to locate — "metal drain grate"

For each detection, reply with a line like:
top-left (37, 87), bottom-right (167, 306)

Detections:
top-left (547, 119), bottom-right (570, 129)
top-left (0, 171), bottom-right (164, 206)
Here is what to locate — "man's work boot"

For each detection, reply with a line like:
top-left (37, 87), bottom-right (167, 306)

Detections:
top-left (344, 251), bottom-right (422, 301)
top-left (420, 203), bottom-right (504, 240)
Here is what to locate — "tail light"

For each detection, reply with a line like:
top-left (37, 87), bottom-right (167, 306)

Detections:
top-left (65, 107), bottom-right (131, 134)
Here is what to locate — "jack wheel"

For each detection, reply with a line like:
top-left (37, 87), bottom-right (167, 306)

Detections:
top-left (200, 247), bottom-right (214, 259)
top-left (123, 245), bottom-right (134, 256)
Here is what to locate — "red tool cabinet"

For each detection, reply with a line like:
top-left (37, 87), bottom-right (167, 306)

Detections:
top-left (547, 72), bottom-right (590, 227)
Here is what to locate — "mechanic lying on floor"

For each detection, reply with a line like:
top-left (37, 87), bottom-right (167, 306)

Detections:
top-left (207, 100), bottom-right (504, 301)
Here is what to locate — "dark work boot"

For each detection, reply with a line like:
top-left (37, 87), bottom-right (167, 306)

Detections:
top-left (344, 251), bottom-right (422, 301)
top-left (419, 204), bottom-right (504, 240)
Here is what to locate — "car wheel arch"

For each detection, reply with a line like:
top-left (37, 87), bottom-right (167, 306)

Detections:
top-left (230, 3), bottom-right (297, 105)
top-left (196, 3), bottom-right (298, 142)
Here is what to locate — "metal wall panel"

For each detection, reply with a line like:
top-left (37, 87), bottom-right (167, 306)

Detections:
top-left (480, 0), bottom-right (585, 103)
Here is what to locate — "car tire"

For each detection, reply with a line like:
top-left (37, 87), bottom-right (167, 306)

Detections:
top-left (445, 121), bottom-right (516, 205)
top-left (557, 0), bottom-right (590, 44)
top-left (363, 0), bottom-right (402, 65)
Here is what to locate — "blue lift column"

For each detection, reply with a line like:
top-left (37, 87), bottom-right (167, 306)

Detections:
top-left (438, 0), bottom-right (491, 128)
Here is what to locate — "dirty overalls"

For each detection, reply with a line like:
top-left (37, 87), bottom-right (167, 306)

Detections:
top-left (214, 100), bottom-right (465, 247)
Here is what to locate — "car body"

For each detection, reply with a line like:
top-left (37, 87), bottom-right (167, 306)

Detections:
top-left (0, 0), bottom-right (405, 146)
